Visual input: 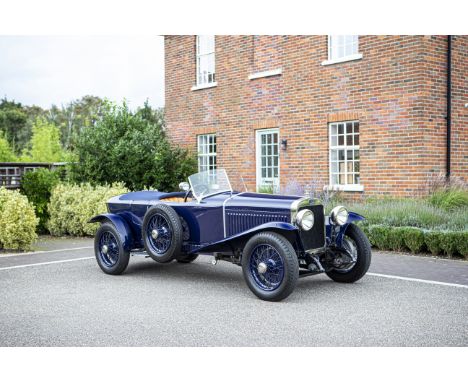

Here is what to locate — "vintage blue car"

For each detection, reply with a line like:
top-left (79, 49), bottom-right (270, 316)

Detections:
top-left (89, 169), bottom-right (371, 301)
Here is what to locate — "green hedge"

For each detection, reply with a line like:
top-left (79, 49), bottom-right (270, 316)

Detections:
top-left (0, 187), bottom-right (38, 250)
top-left (21, 168), bottom-right (60, 233)
top-left (48, 183), bottom-right (128, 236)
top-left (362, 223), bottom-right (467, 259)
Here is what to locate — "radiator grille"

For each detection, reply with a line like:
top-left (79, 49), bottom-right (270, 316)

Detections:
top-left (298, 205), bottom-right (325, 250)
top-left (226, 209), bottom-right (290, 236)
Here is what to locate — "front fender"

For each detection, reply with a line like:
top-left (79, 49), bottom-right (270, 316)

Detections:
top-left (88, 213), bottom-right (134, 251)
top-left (190, 222), bottom-right (300, 254)
top-left (331, 211), bottom-right (365, 247)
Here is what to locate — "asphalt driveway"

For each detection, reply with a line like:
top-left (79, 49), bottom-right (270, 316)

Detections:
top-left (0, 238), bottom-right (467, 346)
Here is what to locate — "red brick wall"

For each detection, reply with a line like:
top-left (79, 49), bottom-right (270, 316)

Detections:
top-left (164, 35), bottom-right (467, 196)
top-left (451, 36), bottom-right (468, 182)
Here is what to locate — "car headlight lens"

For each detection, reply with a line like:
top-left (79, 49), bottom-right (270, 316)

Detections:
top-left (330, 206), bottom-right (349, 226)
top-left (296, 209), bottom-right (314, 231)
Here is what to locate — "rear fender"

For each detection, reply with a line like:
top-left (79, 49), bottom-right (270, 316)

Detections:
top-left (88, 213), bottom-right (134, 251)
top-left (190, 222), bottom-right (301, 254)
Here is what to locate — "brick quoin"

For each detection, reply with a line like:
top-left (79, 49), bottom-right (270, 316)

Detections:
top-left (164, 35), bottom-right (467, 198)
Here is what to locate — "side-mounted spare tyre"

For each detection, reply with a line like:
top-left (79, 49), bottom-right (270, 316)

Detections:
top-left (142, 204), bottom-right (183, 263)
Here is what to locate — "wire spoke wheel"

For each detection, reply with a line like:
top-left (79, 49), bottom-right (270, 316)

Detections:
top-left (147, 213), bottom-right (173, 255)
top-left (98, 231), bottom-right (119, 268)
top-left (249, 244), bottom-right (285, 291)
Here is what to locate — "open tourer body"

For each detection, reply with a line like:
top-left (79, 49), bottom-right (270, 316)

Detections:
top-left (89, 169), bottom-right (371, 301)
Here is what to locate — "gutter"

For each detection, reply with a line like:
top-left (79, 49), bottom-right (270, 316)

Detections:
top-left (446, 35), bottom-right (452, 179)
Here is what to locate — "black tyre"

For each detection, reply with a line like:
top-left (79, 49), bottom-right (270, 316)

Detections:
top-left (242, 231), bottom-right (299, 302)
top-left (176, 253), bottom-right (199, 263)
top-left (326, 223), bottom-right (372, 283)
top-left (142, 204), bottom-right (183, 263)
top-left (94, 223), bottom-right (130, 275)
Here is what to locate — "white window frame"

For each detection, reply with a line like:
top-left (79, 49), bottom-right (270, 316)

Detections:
top-left (321, 35), bottom-right (362, 66)
top-left (328, 121), bottom-right (363, 192)
top-left (197, 134), bottom-right (217, 173)
top-left (256, 128), bottom-right (280, 193)
top-left (192, 35), bottom-right (217, 91)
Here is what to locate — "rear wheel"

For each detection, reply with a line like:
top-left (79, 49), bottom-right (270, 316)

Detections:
top-left (94, 223), bottom-right (130, 275)
top-left (326, 223), bottom-right (371, 283)
top-left (242, 232), bottom-right (299, 302)
top-left (142, 204), bottom-right (183, 263)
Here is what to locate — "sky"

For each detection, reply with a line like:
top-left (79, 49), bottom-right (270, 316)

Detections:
top-left (0, 36), bottom-right (165, 109)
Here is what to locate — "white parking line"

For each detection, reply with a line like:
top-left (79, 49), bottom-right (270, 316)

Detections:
top-left (0, 256), bottom-right (94, 271)
top-left (0, 246), bottom-right (93, 258)
top-left (368, 272), bottom-right (468, 289)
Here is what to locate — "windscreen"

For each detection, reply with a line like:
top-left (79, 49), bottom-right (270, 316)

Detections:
top-left (188, 169), bottom-right (232, 200)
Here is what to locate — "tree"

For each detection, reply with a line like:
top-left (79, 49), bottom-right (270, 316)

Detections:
top-left (21, 118), bottom-right (64, 162)
top-left (0, 132), bottom-right (17, 161)
top-left (48, 95), bottom-right (106, 150)
top-left (0, 98), bottom-right (30, 152)
top-left (70, 102), bottom-right (197, 191)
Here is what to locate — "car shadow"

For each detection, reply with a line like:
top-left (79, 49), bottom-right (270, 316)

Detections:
top-left (120, 257), bottom-right (361, 302)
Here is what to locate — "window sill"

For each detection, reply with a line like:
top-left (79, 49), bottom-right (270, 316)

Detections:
top-left (248, 68), bottom-right (282, 80)
top-left (321, 53), bottom-right (363, 66)
top-left (191, 82), bottom-right (218, 91)
top-left (324, 184), bottom-right (364, 192)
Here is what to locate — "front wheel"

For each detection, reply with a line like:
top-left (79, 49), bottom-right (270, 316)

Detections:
top-left (326, 223), bottom-right (371, 283)
top-left (242, 232), bottom-right (299, 302)
top-left (94, 223), bottom-right (130, 275)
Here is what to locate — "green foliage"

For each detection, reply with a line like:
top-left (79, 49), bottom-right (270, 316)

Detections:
top-left (0, 98), bottom-right (30, 152)
top-left (0, 132), bottom-right (17, 161)
top-left (456, 232), bottom-right (468, 259)
top-left (0, 188), bottom-right (38, 250)
top-left (21, 118), bottom-right (65, 162)
top-left (401, 227), bottom-right (425, 254)
top-left (424, 231), bottom-right (443, 256)
top-left (69, 102), bottom-right (197, 191)
top-left (20, 168), bottom-right (60, 233)
top-left (438, 232), bottom-right (459, 258)
top-left (258, 184), bottom-right (274, 194)
top-left (348, 198), bottom-right (467, 231)
top-left (48, 182), bottom-right (129, 236)
top-left (429, 189), bottom-right (468, 211)
top-left (387, 227), bottom-right (406, 251)
top-left (48, 95), bottom-right (106, 150)
top-left (368, 225), bottom-right (391, 250)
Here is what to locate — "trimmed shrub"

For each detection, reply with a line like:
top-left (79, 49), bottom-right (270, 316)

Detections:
top-left (48, 183), bottom-right (128, 236)
top-left (21, 168), bottom-right (60, 233)
top-left (455, 232), bottom-right (468, 259)
top-left (0, 188), bottom-right (38, 250)
top-left (387, 227), bottom-right (406, 251)
top-left (402, 227), bottom-right (425, 254)
top-left (369, 225), bottom-right (391, 250)
top-left (439, 231), bottom-right (459, 258)
top-left (423, 231), bottom-right (443, 256)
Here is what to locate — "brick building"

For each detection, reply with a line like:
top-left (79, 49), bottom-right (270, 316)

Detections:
top-left (164, 35), bottom-right (467, 197)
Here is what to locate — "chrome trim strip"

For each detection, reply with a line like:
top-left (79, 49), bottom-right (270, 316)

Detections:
top-left (222, 192), bottom-right (245, 238)
top-left (290, 197), bottom-right (311, 224)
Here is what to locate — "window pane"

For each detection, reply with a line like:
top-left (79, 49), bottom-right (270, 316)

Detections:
top-left (338, 135), bottom-right (344, 145)
top-left (331, 162), bottom-right (338, 172)
top-left (331, 150), bottom-right (337, 161)
top-left (338, 123), bottom-right (344, 135)
top-left (346, 122), bottom-right (353, 134)
top-left (347, 174), bottom-right (353, 184)
top-left (346, 135), bottom-right (353, 145)
top-left (354, 134), bottom-right (359, 146)
top-left (338, 150), bottom-right (345, 160)
top-left (354, 123), bottom-right (359, 133)
top-left (331, 124), bottom-right (337, 136)
top-left (331, 136), bottom-right (337, 146)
